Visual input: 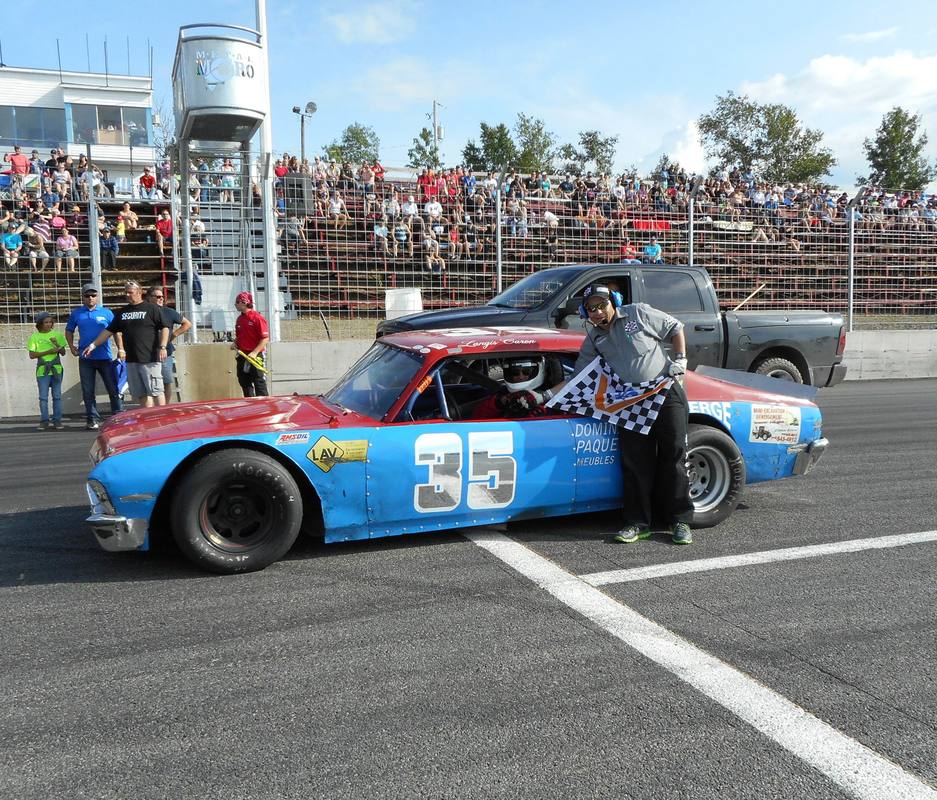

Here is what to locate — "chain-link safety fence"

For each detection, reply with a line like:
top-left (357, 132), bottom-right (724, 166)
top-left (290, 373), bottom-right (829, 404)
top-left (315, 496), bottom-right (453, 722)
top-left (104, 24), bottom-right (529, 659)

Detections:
top-left (2, 163), bottom-right (935, 349)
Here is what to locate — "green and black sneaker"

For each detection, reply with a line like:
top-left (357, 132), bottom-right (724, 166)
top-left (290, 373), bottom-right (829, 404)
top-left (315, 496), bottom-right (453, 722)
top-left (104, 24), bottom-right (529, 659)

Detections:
top-left (671, 522), bottom-right (693, 545)
top-left (612, 525), bottom-right (651, 544)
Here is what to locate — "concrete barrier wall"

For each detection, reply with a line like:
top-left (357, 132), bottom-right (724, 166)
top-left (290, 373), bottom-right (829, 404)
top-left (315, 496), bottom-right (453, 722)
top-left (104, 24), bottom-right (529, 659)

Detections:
top-left (1, 331), bottom-right (934, 419)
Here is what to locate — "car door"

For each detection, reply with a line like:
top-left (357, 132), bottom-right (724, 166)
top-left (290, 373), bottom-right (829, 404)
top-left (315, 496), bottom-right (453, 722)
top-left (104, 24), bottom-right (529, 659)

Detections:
top-left (365, 361), bottom-right (577, 539)
top-left (639, 268), bottom-right (724, 368)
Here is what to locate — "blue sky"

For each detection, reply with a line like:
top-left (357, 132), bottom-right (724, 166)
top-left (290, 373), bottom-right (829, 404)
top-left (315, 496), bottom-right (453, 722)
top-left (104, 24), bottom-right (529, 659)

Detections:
top-left (9, 0), bottom-right (937, 187)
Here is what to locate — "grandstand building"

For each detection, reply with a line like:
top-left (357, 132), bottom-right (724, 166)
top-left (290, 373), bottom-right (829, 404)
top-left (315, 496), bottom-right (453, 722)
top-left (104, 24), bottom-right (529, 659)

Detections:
top-left (0, 64), bottom-right (156, 192)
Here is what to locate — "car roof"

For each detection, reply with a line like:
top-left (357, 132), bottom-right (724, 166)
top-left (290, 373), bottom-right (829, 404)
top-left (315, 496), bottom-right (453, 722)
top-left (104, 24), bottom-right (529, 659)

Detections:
top-left (381, 326), bottom-right (586, 357)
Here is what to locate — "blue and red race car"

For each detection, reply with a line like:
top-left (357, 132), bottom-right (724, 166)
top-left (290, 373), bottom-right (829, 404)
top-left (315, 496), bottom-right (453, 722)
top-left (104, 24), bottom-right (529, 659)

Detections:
top-left (86, 327), bottom-right (828, 573)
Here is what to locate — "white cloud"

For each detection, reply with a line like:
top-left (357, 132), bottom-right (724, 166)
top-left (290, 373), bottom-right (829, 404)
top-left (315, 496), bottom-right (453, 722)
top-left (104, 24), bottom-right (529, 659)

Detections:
top-left (669, 120), bottom-right (707, 174)
top-left (841, 27), bottom-right (899, 43)
top-left (325, 2), bottom-right (417, 44)
top-left (741, 51), bottom-right (937, 114)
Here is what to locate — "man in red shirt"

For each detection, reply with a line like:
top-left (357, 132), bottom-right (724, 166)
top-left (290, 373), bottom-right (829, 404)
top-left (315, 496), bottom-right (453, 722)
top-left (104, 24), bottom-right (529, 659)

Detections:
top-left (4, 145), bottom-right (30, 198)
top-left (230, 291), bottom-right (270, 396)
top-left (154, 209), bottom-right (174, 255)
top-left (139, 166), bottom-right (158, 199)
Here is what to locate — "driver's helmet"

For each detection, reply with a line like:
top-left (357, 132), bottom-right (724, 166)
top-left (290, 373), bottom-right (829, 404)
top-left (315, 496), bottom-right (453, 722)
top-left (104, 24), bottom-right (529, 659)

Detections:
top-left (503, 356), bottom-right (545, 393)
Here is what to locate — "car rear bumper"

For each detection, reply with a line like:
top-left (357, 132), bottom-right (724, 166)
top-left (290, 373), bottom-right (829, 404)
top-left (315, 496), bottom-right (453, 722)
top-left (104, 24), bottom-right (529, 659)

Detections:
top-left (792, 437), bottom-right (828, 475)
top-left (86, 513), bottom-right (148, 551)
top-left (812, 363), bottom-right (847, 387)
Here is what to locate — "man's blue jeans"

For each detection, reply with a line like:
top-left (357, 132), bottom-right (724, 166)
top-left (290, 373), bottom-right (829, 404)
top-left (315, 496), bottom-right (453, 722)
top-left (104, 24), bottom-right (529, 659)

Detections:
top-left (37, 372), bottom-right (63, 423)
top-left (79, 358), bottom-right (123, 423)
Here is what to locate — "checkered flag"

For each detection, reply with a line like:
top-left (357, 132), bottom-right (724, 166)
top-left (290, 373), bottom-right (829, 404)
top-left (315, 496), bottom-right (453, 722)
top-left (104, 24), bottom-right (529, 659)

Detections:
top-left (545, 356), bottom-right (673, 434)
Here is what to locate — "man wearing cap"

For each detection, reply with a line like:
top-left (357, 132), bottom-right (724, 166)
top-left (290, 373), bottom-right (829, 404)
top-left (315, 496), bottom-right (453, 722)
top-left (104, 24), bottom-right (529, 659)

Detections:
top-left (66, 284), bottom-right (123, 430)
top-left (146, 285), bottom-right (191, 404)
top-left (545, 284), bottom-right (693, 545)
top-left (230, 292), bottom-right (269, 397)
top-left (28, 311), bottom-right (68, 430)
top-left (83, 280), bottom-right (170, 408)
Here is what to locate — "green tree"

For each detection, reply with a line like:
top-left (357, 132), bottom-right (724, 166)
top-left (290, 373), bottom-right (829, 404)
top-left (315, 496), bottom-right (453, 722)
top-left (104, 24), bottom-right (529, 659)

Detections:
top-left (478, 122), bottom-right (518, 171)
top-left (461, 139), bottom-right (486, 172)
top-left (513, 113), bottom-right (557, 174)
top-left (559, 130), bottom-right (619, 175)
top-left (325, 122), bottom-right (380, 163)
top-left (407, 127), bottom-right (440, 170)
top-left (859, 106), bottom-right (937, 190)
top-left (698, 91), bottom-right (835, 184)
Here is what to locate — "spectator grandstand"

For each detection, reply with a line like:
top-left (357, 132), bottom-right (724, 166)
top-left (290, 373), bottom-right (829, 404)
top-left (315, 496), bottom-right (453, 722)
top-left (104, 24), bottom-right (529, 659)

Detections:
top-left (1, 152), bottom-right (935, 347)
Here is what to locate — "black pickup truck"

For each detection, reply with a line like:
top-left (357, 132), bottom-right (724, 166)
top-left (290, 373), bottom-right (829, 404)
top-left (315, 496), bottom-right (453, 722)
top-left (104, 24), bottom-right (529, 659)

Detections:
top-left (376, 263), bottom-right (847, 386)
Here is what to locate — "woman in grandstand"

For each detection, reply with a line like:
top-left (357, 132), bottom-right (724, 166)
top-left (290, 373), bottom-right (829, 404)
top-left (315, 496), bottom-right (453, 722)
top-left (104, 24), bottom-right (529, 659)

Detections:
top-left (220, 158), bottom-right (237, 203)
top-left (447, 220), bottom-right (463, 261)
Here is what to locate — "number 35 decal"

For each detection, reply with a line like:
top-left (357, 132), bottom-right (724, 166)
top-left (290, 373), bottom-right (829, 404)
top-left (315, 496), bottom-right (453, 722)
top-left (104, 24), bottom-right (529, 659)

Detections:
top-left (414, 431), bottom-right (517, 513)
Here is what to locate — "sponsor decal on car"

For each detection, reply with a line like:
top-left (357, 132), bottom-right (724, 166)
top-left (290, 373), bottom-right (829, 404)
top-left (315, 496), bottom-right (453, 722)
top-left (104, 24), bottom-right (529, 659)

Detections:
top-left (749, 405), bottom-right (801, 444)
top-left (275, 432), bottom-right (310, 445)
top-left (307, 436), bottom-right (369, 473)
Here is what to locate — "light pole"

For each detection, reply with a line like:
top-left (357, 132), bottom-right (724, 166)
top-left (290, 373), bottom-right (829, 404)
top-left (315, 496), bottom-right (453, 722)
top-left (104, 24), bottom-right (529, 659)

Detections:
top-left (291, 101), bottom-right (317, 165)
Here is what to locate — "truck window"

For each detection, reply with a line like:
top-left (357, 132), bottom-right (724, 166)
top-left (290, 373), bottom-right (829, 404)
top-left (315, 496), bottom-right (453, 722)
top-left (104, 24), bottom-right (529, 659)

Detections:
top-left (643, 271), bottom-right (704, 312)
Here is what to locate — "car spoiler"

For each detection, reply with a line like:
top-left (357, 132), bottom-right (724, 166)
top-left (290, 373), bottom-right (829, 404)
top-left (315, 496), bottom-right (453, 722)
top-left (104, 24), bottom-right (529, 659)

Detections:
top-left (694, 366), bottom-right (819, 402)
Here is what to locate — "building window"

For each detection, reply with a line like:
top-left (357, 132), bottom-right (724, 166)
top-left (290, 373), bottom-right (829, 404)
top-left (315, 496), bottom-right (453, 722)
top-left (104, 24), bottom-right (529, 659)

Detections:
top-left (70, 103), bottom-right (150, 146)
top-left (0, 106), bottom-right (66, 149)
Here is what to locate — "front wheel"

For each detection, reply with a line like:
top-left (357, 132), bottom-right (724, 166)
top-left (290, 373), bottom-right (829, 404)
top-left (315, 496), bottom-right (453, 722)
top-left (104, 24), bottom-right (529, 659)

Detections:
top-left (686, 425), bottom-right (746, 528)
top-left (171, 448), bottom-right (303, 573)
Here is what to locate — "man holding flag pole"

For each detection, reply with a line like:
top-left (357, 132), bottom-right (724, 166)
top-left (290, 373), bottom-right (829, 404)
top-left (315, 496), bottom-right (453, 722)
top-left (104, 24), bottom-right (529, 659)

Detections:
top-left (539, 284), bottom-right (694, 545)
top-left (230, 291), bottom-right (270, 397)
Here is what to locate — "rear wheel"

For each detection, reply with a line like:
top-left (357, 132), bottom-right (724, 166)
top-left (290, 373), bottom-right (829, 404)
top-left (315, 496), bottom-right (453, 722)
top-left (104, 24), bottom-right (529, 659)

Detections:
top-left (687, 425), bottom-right (746, 528)
top-left (171, 448), bottom-right (303, 573)
top-left (753, 356), bottom-right (804, 383)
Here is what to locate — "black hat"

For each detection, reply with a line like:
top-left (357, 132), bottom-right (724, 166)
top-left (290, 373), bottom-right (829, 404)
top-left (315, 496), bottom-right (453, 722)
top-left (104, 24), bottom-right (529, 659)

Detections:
top-left (582, 284), bottom-right (612, 301)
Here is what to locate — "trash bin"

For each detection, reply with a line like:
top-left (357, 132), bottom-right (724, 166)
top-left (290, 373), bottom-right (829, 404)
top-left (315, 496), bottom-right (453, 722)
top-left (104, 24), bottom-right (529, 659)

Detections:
top-left (385, 287), bottom-right (423, 320)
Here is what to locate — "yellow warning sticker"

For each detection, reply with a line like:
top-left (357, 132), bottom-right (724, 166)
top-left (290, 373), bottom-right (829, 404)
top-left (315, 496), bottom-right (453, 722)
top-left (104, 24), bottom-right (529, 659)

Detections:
top-left (307, 436), bottom-right (369, 473)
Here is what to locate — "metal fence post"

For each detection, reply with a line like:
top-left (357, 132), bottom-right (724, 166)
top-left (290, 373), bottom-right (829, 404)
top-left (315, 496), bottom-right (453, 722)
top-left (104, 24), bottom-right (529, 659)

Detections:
top-left (688, 175), bottom-right (703, 266)
top-left (846, 188), bottom-right (864, 332)
top-left (85, 143), bottom-right (102, 292)
top-left (495, 163), bottom-right (508, 294)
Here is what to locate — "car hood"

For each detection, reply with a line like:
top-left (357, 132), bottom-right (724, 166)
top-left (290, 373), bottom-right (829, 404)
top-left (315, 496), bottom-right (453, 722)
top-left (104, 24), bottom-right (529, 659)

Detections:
top-left (94, 395), bottom-right (362, 460)
top-left (378, 304), bottom-right (527, 334)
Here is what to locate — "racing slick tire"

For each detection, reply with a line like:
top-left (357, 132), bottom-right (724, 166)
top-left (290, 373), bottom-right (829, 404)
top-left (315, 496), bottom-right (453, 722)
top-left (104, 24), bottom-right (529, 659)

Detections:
top-left (752, 356), bottom-right (804, 383)
top-left (171, 448), bottom-right (303, 573)
top-left (687, 425), bottom-right (746, 528)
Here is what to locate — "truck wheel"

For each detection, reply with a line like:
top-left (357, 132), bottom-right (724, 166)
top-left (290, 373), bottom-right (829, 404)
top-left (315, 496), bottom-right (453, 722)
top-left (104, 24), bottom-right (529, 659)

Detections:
top-left (753, 356), bottom-right (804, 383)
top-left (687, 425), bottom-right (746, 528)
top-left (171, 448), bottom-right (303, 574)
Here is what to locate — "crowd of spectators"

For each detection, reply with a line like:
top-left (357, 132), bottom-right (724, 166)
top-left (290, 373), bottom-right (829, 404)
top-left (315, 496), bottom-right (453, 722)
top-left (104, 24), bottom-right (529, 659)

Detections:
top-left (262, 154), bottom-right (937, 277)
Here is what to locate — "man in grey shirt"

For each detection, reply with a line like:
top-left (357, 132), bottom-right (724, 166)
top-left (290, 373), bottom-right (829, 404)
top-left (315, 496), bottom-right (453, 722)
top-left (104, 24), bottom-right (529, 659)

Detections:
top-left (539, 284), bottom-right (693, 544)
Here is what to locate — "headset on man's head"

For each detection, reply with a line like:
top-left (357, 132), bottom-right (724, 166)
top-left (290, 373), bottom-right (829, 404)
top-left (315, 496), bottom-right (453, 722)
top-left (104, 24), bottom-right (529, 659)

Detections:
top-left (578, 284), bottom-right (624, 320)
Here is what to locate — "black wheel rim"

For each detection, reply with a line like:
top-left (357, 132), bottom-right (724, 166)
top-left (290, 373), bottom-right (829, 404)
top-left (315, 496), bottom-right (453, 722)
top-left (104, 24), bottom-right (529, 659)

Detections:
top-left (198, 479), bottom-right (275, 552)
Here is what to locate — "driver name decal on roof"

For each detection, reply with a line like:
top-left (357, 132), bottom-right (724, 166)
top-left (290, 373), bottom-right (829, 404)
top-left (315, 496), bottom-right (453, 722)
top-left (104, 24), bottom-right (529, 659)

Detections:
top-left (307, 436), bottom-right (369, 473)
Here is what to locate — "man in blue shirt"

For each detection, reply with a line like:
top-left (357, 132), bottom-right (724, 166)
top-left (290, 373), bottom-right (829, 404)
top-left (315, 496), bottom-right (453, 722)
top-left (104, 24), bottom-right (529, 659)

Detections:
top-left (643, 236), bottom-right (663, 264)
top-left (65, 283), bottom-right (123, 430)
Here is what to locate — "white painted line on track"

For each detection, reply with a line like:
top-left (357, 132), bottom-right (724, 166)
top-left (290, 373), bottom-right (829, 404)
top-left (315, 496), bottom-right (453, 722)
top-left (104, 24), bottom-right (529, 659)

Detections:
top-left (581, 529), bottom-right (937, 587)
top-left (467, 529), bottom-right (937, 800)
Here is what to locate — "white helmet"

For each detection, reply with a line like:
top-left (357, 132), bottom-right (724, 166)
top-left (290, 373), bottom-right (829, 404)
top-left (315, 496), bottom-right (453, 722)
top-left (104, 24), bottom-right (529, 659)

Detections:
top-left (503, 357), bottom-right (545, 393)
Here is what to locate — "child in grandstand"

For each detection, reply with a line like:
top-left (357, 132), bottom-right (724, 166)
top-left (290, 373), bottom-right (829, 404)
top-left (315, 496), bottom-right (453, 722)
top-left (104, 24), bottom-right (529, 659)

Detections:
top-left (3, 223), bottom-right (23, 267)
top-left (423, 229), bottom-right (445, 273)
top-left (392, 218), bottom-right (412, 257)
top-left (469, 357), bottom-right (552, 420)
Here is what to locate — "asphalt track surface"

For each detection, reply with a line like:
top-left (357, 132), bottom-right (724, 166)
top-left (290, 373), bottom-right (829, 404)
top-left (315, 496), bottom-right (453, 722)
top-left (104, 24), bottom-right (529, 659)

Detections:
top-left (1, 378), bottom-right (935, 800)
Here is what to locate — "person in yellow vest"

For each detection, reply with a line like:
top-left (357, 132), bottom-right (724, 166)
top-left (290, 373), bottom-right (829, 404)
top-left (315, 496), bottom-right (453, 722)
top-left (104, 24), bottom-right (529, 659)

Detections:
top-left (28, 311), bottom-right (68, 430)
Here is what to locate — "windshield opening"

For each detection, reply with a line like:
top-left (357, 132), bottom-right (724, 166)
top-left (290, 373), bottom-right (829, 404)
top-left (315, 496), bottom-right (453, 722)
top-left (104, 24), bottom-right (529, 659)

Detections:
top-left (488, 266), bottom-right (582, 309)
top-left (324, 342), bottom-right (423, 419)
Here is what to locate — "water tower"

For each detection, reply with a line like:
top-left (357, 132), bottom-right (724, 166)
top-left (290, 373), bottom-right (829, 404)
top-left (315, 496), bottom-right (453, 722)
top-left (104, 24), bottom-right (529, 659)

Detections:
top-left (171, 22), bottom-right (280, 341)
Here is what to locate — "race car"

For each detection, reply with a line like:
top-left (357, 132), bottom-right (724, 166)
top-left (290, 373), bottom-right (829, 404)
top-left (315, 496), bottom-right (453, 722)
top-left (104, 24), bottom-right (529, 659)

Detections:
top-left (86, 327), bottom-right (828, 573)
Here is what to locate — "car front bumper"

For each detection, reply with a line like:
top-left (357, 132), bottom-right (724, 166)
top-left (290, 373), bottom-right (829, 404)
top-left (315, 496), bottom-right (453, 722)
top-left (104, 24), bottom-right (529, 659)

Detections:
top-left (792, 437), bottom-right (828, 475)
top-left (86, 513), bottom-right (148, 551)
